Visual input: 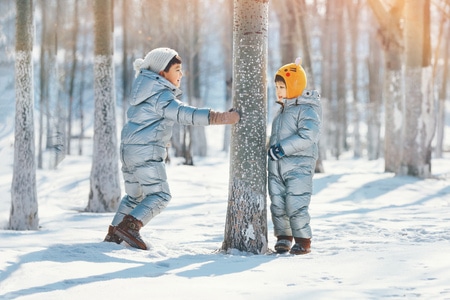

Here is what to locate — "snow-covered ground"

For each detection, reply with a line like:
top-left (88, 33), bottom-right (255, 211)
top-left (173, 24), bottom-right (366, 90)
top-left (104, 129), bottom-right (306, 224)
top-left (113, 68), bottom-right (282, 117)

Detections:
top-left (0, 123), bottom-right (449, 299)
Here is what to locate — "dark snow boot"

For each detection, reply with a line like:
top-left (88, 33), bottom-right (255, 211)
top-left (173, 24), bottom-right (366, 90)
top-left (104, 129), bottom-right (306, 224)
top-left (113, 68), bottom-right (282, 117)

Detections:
top-left (274, 236), bottom-right (293, 254)
top-left (290, 237), bottom-right (311, 255)
top-left (103, 225), bottom-right (123, 244)
top-left (114, 215), bottom-right (148, 250)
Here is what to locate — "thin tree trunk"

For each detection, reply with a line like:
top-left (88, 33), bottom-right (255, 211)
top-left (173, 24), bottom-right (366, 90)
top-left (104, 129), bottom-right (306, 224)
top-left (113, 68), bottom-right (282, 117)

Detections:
top-left (320, 0), bottom-right (333, 161)
top-left (67, 1), bottom-right (79, 156)
top-left (273, 0), bottom-right (296, 64)
top-left (348, 0), bottom-right (362, 158)
top-left (187, 0), bottom-right (206, 159)
top-left (37, 0), bottom-right (46, 169)
top-left (10, 0), bottom-right (38, 230)
top-left (400, 0), bottom-right (435, 178)
top-left (78, 32), bottom-right (88, 156)
top-left (434, 12), bottom-right (449, 158)
top-left (222, 0), bottom-right (269, 254)
top-left (367, 0), bottom-right (404, 172)
top-left (335, 0), bottom-right (346, 158)
top-left (53, 0), bottom-right (65, 168)
top-left (86, 0), bottom-right (121, 212)
top-left (367, 37), bottom-right (383, 160)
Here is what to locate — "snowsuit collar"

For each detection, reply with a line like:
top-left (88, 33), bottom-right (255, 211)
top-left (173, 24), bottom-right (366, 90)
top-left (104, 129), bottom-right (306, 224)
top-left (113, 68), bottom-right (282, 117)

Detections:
top-left (130, 69), bottom-right (182, 106)
top-left (278, 90), bottom-right (320, 109)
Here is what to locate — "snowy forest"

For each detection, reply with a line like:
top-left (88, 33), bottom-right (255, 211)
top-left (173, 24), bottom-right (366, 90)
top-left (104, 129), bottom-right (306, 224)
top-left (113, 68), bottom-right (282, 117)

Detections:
top-left (1, 1), bottom-right (450, 298)
top-left (1, 0), bottom-right (449, 247)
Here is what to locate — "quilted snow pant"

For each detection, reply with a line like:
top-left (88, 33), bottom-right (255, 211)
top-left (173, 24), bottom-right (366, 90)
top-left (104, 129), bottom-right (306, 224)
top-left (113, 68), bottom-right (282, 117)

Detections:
top-left (111, 144), bottom-right (171, 226)
top-left (268, 156), bottom-right (315, 239)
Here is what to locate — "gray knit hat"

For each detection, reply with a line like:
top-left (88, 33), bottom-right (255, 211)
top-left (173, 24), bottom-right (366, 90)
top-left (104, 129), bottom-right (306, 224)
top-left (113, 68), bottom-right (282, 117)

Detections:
top-left (133, 47), bottom-right (178, 77)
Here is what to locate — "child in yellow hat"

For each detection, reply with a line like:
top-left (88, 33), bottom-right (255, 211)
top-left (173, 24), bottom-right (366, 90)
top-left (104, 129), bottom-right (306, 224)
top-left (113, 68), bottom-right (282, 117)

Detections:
top-left (268, 58), bottom-right (322, 254)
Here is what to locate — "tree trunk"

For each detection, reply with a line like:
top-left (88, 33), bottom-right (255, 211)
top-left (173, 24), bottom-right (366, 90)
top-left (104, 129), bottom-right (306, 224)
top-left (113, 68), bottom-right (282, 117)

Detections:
top-left (9, 0), bottom-right (38, 230)
top-left (348, 0), bottom-right (362, 158)
top-left (434, 13), bottom-right (449, 158)
top-left (187, 0), bottom-right (206, 159)
top-left (367, 0), bottom-right (404, 173)
top-left (400, 0), bottom-right (435, 178)
top-left (86, 0), bottom-right (121, 212)
top-left (222, 0), bottom-right (269, 254)
top-left (367, 37), bottom-right (383, 160)
top-left (67, 0), bottom-right (79, 156)
top-left (78, 33), bottom-right (88, 156)
top-left (319, 0), bottom-right (333, 161)
top-left (273, 0), bottom-right (296, 64)
top-left (37, 0), bottom-right (46, 170)
top-left (52, 0), bottom-right (65, 168)
top-left (383, 62), bottom-right (403, 172)
top-left (335, 0), bottom-right (346, 158)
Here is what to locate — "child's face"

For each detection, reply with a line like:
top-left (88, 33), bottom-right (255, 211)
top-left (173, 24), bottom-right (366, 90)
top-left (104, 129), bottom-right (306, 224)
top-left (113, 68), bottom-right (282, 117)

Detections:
top-left (160, 63), bottom-right (183, 88)
top-left (275, 81), bottom-right (287, 101)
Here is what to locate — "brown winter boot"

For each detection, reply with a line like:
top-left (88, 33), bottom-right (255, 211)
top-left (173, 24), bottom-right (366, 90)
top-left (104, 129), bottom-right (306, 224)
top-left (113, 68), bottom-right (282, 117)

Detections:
top-left (274, 236), bottom-right (293, 254)
top-left (103, 225), bottom-right (123, 244)
top-left (290, 237), bottom-right (311, 255)
top-left (114, 215), bottom-right (148, 250)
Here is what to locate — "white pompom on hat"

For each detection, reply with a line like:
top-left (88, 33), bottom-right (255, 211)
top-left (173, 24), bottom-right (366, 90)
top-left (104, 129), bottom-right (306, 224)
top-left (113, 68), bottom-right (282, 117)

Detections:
top-left (133, 47), bottom-right (179, 77)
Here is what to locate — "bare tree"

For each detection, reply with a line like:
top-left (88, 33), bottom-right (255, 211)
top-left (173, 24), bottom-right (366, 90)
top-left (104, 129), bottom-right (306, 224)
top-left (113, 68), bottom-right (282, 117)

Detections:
top-left (222, 0), bottom-right (269, 254)
top-left (433, 4), bottom-right (449, 158)
top-left (9, 0), bottom-right (38, 230)
top-left (86, 0), bottom-right (121, 212)
top-left (178, 0), bottom-right (205, 164)
top-left (367, 35), bottom-right (383, 160)
top-left (367, 0), bottom-right (404, 172)
top-left (320, 0), bottom-right (344, 159)
top-left (320, 0), bottom-right (333, 161)
top-left (273, 0), bottom-right (297, 64)
top-left (348, 0), bottom-right (363, 158)
top-left (335, 0), bottom-right (347, 158)
top-left (67, 1), bottom-right (79, 156)
top-left (400, 0), bottom-right (435, 178)
top-left (76, 9), bottom-right (91, 157)
top-left (37, 0), bottom-right (64, 170)
top-left (37, 0), bottom-right (47, 169)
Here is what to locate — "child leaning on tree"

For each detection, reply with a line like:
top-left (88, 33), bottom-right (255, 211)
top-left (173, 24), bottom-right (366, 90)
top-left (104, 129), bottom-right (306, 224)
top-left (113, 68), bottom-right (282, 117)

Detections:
top-left (104, 47), bottom-right (240, 250)
top-left (268, 58), bottom-right (322, 255)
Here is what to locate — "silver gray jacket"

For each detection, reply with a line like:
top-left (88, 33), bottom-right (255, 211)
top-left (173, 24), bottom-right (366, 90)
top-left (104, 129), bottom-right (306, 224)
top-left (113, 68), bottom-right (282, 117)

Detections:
top-left (269, 90), bottom-right (322, 160)
top-left (268, 90), bottom-right (321, 238)
top-left (121, 70), bottom-right (210, 162)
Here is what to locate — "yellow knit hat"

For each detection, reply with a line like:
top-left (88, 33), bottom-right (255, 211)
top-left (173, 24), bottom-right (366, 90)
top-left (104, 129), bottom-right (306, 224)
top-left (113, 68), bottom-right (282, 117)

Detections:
top-left (275, 57), bottom-right (307, 99)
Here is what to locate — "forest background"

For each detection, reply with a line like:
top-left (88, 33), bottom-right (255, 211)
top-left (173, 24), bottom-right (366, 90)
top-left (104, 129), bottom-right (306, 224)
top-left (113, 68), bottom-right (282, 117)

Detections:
top-left (2, 0), bottom-right (448, 164)
top-left (1, 0), bottom-right (449, 238)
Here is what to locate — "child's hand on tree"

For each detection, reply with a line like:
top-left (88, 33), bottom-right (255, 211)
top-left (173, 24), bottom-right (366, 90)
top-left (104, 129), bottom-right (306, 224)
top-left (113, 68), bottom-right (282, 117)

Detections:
top-left (210, 109), bottom-right (240, 125)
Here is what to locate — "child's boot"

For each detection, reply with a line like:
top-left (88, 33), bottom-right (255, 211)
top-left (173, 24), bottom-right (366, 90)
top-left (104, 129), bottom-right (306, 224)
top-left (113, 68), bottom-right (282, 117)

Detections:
top-left (290, 237), bottom-right (311, 255)
top-left (103, 225), bottom-right (123, 244)
top-left (115, 215), bottom-right (148, 250)
top-left (274, 235), bottom-right (293, 254)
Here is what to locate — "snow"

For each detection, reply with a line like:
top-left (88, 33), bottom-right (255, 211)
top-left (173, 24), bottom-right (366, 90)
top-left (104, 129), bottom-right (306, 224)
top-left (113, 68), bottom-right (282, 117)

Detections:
top-left (1, 124), bottom-right (450, 300)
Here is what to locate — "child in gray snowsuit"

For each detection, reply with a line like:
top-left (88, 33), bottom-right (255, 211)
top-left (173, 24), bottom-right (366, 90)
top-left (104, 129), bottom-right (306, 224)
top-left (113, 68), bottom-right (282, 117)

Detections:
top-left (268, 58), bottom-right (321, 255)
top-left (104, 47), bottom-right (240, 250)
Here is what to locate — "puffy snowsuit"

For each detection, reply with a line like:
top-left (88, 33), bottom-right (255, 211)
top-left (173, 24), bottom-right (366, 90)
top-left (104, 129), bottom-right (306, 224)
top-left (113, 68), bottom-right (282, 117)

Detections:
top-left (111, 69), bottom-right (210, 226)
top-left (268, 90), bottom-right (321, 239)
